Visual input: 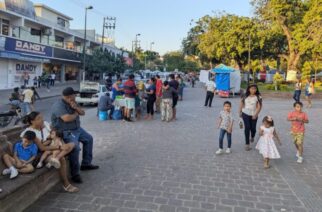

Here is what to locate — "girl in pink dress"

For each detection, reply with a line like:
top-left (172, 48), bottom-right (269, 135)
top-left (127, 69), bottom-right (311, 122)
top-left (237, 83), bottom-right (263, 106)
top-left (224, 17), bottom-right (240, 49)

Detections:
top-left (256, 116), bottom-right (282, 168)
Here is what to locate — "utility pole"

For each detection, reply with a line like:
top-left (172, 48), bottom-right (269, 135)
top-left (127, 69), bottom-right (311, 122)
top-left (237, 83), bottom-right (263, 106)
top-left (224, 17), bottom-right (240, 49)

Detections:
top-left (101, 16), bottom-right (116, 45)
top-left (82, 5), bottom-right (93, 82)
top-left (247, 34), bottom-right (251, 84)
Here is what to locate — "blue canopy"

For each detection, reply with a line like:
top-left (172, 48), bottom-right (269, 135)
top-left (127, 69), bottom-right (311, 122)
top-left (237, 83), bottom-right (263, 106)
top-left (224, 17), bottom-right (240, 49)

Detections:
top-left (211, 64), bottom-right (235, 74)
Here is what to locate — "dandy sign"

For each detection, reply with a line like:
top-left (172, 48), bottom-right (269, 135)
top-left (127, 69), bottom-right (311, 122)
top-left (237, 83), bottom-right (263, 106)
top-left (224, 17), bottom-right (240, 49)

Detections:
top-left (5, 37), bottom-right (52, 57)
top-left (15, 63), bottom-right (37, 73)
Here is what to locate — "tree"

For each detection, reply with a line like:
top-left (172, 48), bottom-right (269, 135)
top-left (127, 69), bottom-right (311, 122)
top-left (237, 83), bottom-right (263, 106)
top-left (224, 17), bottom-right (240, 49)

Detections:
top-left (163, 51), bottom-right (200, 72)
top-left (252, 0), bottom-right (322, 71)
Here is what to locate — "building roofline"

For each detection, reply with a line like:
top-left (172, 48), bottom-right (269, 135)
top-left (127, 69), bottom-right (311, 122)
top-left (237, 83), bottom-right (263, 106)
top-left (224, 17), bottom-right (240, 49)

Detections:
top-left (34, 4), bottom-right (73, 21)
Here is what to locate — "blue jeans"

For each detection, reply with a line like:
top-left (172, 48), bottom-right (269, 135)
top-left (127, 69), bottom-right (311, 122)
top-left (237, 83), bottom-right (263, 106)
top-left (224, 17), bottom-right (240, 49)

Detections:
top-left (293, 90), bottom-right (301, 102)
top-left (22, 102), bottom-right (31, 115)
top-left (219, 129), bottom-right (232, 149)
top-left (63, 127), bottom-right (93, 177)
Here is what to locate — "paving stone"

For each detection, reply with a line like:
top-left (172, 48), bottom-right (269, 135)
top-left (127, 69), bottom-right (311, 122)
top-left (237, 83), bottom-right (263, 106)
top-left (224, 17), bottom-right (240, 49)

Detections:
top-left (25, 88), bottom-right (322, 212)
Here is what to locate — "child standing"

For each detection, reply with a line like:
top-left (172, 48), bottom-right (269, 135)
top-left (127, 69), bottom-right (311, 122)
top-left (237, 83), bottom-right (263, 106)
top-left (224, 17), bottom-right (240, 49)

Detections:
top-left (36, 129), bottom-right (74, 169)
top-left (216, 101), bottom-right (234, 154)
top-left (2, 131), bottom-right (38, 179)
top-left (287, 101), bottom-right (309, 163)
top-left (256, 116), bottom-right (281, 168)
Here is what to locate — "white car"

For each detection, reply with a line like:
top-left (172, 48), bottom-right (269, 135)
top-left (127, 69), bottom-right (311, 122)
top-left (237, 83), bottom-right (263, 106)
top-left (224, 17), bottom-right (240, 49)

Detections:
top-left (76, 82), bottom-right (108, 106)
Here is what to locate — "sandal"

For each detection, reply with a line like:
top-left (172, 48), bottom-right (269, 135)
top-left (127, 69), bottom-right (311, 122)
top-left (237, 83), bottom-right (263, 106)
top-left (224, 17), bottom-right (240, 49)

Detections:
top-left (264, 164), bottom-right (271, 169)
top-left (63, 184), bottom-right (79, 193)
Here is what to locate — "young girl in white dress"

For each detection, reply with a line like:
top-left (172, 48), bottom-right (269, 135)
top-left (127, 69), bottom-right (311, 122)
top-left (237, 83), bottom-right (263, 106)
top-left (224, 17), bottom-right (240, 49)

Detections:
top-left (256, 116), bottom-right (282, 168)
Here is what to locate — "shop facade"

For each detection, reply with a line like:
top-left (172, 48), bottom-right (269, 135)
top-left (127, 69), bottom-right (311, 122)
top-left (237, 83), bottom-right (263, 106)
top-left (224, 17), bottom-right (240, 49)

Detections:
top-left (0, 35), bottom-right (81, 89)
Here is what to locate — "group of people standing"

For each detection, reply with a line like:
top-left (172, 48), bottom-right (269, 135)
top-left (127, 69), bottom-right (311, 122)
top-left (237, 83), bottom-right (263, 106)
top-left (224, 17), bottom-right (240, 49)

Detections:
top-left (293, 78), bottom-right (315, 108)
top-left (9, 86), bottom-right (40, 115)
top-left (99, 73), bottom-right (186, 122)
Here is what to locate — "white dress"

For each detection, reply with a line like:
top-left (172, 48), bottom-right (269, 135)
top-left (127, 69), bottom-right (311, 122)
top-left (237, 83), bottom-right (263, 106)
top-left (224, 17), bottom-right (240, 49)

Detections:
top-left (256, 126), bottom-right (280, 159)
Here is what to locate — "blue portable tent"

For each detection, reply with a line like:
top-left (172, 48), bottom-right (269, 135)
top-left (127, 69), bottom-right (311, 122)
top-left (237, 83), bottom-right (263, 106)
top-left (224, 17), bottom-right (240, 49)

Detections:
top-left (211, 64), bottom-right (234, 91)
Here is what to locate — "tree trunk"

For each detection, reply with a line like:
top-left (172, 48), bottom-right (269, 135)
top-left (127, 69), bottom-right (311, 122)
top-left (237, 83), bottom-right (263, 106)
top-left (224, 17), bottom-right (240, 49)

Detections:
top-left (287, 51), bottom-right (301, 71)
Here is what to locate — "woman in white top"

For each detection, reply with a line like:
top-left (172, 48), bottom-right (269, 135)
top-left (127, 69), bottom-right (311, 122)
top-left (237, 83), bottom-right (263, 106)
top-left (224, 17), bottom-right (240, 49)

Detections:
top-left (20, 111), bottom-right (79, 193)
top-left (239, 84), bottom-right (262, 151)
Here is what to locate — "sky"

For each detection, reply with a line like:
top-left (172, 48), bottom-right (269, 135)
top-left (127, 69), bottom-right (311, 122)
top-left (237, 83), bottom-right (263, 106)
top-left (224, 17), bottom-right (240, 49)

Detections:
top-left (35, 0), bottom-right (252, 55)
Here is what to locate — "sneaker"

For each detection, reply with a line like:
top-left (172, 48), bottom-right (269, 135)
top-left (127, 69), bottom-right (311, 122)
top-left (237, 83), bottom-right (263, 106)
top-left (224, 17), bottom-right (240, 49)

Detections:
top-left (2, 168), bottom-right (11, 176)
top-left (46, 163), bottom-right (52, 169)
top-left (296, 151), bottom-right (300, 158)
top-left (297, 157), bottom-right (303, 163)
top-left (36, 162), bottom-right (43, 169)
top-left (215, 149), bottom-right (224, 155)
top-left (226, 148), bottom-right (231, 154)
top-left (10, 168), bottom-right (18, 179)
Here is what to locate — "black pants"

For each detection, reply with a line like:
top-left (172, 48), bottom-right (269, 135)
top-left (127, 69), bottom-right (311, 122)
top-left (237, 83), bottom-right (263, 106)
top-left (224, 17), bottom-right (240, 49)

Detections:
top-left (147, 97), bottom-right (156, 115)
top-left (204, 91), bottom-right (214, 107)
top-left (242, 113), bottom-right (258, 145)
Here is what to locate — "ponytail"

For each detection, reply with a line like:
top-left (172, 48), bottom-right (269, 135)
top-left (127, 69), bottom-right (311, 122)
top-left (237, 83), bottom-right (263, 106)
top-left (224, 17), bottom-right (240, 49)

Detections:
top-left (22, 111), bottom-right (40, 125)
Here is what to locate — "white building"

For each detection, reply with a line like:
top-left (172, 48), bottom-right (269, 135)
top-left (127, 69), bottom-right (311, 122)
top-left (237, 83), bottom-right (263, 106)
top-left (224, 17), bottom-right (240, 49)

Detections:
top-left (0, 0), bottom-right (125, 90)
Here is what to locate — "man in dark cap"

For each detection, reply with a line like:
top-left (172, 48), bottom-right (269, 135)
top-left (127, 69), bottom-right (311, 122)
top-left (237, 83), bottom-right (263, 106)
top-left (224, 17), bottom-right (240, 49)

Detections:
top-left (51, 87), bottom-right (99, 184)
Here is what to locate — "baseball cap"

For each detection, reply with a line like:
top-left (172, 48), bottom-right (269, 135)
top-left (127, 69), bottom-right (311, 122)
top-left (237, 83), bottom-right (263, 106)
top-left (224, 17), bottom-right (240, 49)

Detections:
top-left (62, 87), bottom-right (79, 96)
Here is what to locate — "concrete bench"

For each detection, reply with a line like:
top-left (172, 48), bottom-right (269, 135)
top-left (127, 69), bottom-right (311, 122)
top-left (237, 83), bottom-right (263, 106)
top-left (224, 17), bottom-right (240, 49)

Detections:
top-left (0, 126), bottom-right (60, 212)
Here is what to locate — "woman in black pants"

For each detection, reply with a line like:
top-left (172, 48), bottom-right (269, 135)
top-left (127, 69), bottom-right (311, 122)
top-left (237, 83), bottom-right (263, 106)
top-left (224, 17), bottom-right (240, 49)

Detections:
top-left (145, 78), bottom-right (156, 120)
top-left (239, 84), bottom-right (262, 151)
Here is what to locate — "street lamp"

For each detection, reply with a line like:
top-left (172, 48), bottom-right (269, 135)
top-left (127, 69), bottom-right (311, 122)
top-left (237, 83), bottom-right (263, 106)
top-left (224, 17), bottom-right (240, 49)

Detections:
top-left (82, 5), bottom-right (93, 82)
top-left (150, 42), bottom-right (155, 51)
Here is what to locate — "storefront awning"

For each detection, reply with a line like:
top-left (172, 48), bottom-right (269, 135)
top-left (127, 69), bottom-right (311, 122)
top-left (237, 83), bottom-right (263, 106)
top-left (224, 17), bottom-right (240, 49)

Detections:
top-left (0, 51), bottom-right (50, 63)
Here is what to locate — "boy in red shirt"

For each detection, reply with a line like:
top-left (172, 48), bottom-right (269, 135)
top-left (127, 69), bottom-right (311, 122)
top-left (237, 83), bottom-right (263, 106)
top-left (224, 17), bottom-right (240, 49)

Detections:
top-left (287, 102), bottom-right (309, 163)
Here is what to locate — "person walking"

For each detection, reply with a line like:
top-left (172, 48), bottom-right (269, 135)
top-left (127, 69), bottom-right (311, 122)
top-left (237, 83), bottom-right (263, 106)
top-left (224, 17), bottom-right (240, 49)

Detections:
top-left (23, 72), bottom-right (30, 87)
top-left (239, 84), bottom-right (262, 151)
top-left (22, 87), bottom-right (34, 115)
top-left (293, 79), bottom-right (302, 102)
top-left (169, 74), bottom-right (179, 121)
top-left (123, 74), bottom-right (137, 122)
top-left (304, 78), bottom-right (314, 108)
top-left (204, 80), bottom-right (216, 107)
top-left (51, 87), bottom-right (99, 184)
top-left (51, 73), bottom-right (56, 86)
top-left (255, 116), bottom-right (281, 168)
top-left (155, 75), bottom-right (163, 113)
top-left (145, 78), bottom-right (156, 120)
top-left (177, 75), bottom-right (185, 101)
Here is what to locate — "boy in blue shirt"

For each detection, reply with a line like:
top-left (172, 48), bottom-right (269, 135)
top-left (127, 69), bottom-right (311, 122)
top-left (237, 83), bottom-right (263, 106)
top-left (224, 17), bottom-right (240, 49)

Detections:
top-left (2, 131), bottom-right (38, 179)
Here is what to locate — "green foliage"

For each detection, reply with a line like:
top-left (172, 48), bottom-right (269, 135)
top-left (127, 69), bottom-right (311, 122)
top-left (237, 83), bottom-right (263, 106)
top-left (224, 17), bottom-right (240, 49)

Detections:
top-left (264, 84), bottom-right (275, 90)
top-left (86, 48), bottom-right (127, 75)
top-left (163, 51), bottom-right (200, 73)
top-left (301, 61), bottom-right (313, 80)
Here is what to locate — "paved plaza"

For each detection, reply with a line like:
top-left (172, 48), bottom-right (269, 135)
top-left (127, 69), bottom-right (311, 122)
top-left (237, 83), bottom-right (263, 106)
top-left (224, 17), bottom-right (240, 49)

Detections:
top-left (26, 87), bottom-right (322, 212)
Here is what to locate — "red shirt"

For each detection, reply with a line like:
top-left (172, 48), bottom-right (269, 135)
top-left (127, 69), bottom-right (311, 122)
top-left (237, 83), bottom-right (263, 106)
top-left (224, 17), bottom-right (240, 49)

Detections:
top-left (287, 111), bottom-right (308, 133)
top-left (156, 79), bottom-right (163, 97)
top-left (123, 79), bottom-right (137, 98)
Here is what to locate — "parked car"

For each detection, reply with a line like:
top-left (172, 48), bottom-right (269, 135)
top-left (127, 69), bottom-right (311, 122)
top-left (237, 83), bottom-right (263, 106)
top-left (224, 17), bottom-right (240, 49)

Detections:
top-left (76, 82), bottom-right (109, 106)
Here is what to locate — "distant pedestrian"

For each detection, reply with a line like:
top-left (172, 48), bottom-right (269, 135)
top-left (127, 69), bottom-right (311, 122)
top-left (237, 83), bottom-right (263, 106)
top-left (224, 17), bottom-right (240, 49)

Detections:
top-left (30, 87), bottom-right (40, 111)
top-left (155, 75), bottom-right (163, 113)
top-left (191, 76), bottom-right (195, 88)
top-left (177, 75), bottom-right (185, 101)
top-left (33, 76), bottom-right (38, 87)
top-left (97, 93), bottom-right (114, 119)
top-left (216, 101), bottom-right (234, 155)
top-left (169, 74), bottom-right (179, 121)
top-left (204, 80), bottom-right (216, 107)
top-left (239, 84), bottom-right (262, 151)
top-left (51, 73), bottom-right (56, 86)
top-left (145, 77), bottom-right (156, 120)
top-left (161, 81), bottom-right (175, 122)
top-left (23, 72), bottom-right (30, 87)
top-left (105, 74), bottom-right (113, 91)
top-left (37, 76), bottom-right (41, 88)
top-left (293, 79), bottom-right (302, 102)
top-left (287, 101), bottom-right (309, 164)
top-left (304, 78), bottom-right (314, 108)
top-left (255, 116), bottom-right (281, 169)
top-left (46, 75), bottom-right (51, 90)
top-left (123, 74), bottom-right (137, 122)
top-left (111, 78), bottom-right (124, 101)
top-left (22, 87), bottom-right (34, 115)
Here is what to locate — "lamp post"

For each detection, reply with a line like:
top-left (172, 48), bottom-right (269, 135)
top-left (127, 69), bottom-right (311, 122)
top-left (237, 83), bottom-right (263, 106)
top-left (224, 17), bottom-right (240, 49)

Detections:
top-left (150, 42), bottom-right (154, 51)
top-left (132, 33), bottom-right (140, 70)
top-left (82, 5), bottom-right (93, 82)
